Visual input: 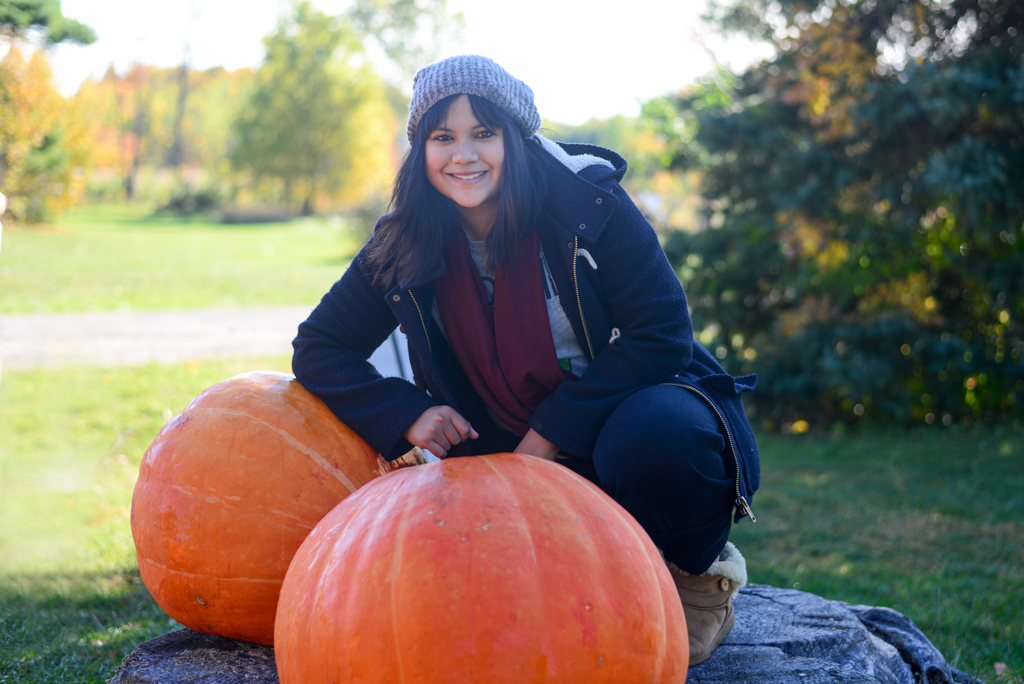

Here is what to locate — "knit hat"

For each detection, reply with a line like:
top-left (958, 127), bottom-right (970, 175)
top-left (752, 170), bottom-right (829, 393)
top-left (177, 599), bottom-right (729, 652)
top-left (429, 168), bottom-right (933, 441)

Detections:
top-left (407, 55), bottom-right (542, 143)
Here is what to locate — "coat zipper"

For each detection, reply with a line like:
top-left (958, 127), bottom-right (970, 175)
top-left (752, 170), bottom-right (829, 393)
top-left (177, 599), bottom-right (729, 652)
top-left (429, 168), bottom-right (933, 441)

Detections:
top-left (661, 382), bottom-right (756, 523)
top-left (573, 235), bottom-right (596, 361)
top-left (568, 238), bottom-right (751, 519)
top-left (570, 237), bottom-right (751, 522)
top-left (407, 289), bottom-right (431, 355)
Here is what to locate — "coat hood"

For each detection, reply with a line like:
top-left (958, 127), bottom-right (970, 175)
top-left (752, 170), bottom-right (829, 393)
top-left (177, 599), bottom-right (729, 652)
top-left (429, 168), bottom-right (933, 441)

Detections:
top-left (533, 135), bottom-right (627, 186)
top-left (532, 136), bottom-right (626, 242)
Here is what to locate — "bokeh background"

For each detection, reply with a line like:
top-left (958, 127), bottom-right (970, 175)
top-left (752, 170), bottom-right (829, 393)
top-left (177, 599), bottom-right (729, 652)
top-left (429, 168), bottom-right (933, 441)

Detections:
top-left (1, 0), bottom-right (1021, 682)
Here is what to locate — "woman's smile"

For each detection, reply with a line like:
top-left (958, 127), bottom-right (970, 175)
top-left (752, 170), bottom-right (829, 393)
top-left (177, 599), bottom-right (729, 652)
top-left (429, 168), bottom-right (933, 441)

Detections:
top-left (450, 171), bottom-right (487, 180)
top-left (425, 94), bottom-right (505, 239)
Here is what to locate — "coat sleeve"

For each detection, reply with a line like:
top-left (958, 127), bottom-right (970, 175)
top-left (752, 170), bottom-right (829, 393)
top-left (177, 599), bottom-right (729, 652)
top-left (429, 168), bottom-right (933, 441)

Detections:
top-left (528, 186), bottom-right (693, 457)
top-left (291, 244), bottom-right (439, 460)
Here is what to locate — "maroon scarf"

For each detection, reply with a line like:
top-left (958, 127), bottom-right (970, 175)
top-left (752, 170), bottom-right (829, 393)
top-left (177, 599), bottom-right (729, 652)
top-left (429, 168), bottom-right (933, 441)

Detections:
top-left (434, 231), bottom-right (568, 436)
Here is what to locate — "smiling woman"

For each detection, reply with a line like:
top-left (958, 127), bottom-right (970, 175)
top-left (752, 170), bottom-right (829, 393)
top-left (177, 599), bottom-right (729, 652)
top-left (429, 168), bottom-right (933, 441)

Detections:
top-left (290, 54), bottom-right (762, 668)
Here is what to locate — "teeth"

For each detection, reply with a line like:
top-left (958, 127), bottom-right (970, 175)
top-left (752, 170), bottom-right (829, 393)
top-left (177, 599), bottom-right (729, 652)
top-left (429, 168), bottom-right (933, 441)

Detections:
top-left (452, 172), bottom-right (485, 180)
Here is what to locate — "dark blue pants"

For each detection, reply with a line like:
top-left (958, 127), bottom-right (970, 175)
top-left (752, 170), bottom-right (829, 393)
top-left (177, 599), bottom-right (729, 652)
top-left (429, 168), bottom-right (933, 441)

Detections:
top-left (559, 385), bottom-right (735, 575)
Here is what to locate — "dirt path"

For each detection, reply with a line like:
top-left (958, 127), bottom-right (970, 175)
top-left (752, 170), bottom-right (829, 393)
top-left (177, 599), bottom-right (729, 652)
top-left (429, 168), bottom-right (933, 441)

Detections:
top-left (0, 306), bottom-right (411, 378)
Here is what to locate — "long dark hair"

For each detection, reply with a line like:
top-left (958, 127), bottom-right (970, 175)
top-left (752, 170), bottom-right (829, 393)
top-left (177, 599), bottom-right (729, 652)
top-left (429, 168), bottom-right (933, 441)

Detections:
top-left (366, 94), bottom-right (548, 288)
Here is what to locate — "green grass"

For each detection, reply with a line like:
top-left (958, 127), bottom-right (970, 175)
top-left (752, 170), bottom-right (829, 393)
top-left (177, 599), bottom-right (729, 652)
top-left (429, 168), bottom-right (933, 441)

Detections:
top-left (731, 427), bottom-right (1024, 681)
top-left (0, 355), bottom-right (293, 575)
top-left (0, 571), bottom-right (173, 684)
top-left (0, 203), bottom-right (363, 314)
top-left (0, 356), bottom-right (292, 683)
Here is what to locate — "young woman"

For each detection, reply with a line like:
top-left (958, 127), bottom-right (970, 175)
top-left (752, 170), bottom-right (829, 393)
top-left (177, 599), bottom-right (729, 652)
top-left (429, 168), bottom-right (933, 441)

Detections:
top-left (292, 55), bottom-right (759, 665)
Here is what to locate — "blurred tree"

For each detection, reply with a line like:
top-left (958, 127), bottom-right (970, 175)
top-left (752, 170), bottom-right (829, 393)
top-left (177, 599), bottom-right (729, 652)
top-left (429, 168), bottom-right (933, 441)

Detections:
top-left (0, 0), bottom-right (95, 45)
top-left (165, 60), bottom-right (190, 169)
top-left (543, 115), bottom-right (703, 231)
top-left (181, 67), bottom-right (253, 168)
top-left (75, 66), bottom-right (252, 172)
top-left (230, 1), bottom-right (395, 215)
top-left (346, 0), bottom-right (464, 77)
top-left (0, 46), bottom-right (89, 221)
top-left (116, 64), bottom-right (151, 200)
top-left (645, 0), bottom-right (1024, 428)
top-left (71, 64), bottom-right (254, 203)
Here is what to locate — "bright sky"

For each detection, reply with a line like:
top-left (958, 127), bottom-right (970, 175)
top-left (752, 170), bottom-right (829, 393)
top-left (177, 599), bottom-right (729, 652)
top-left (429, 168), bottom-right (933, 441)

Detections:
top-left (49, 0), bottom-right (772, 125)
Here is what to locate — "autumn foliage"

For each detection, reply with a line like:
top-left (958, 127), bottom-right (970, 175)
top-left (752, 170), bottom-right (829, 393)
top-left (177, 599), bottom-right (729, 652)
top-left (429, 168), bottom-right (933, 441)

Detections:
top-left (0, 45), bottom-right (90, 221)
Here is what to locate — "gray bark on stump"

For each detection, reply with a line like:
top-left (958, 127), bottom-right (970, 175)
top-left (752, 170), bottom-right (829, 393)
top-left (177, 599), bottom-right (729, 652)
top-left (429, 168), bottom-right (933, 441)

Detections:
top-left (108, 585), bottom-right (982, 683)
top-left (107, 629), bottom-right (276, 684)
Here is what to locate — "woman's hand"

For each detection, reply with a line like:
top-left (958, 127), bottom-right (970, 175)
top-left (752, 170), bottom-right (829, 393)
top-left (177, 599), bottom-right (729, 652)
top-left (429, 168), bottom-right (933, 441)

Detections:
top-left (403, 406), bottom-right (479, 458)
top-left (514, 429), bottom-right (560, 461)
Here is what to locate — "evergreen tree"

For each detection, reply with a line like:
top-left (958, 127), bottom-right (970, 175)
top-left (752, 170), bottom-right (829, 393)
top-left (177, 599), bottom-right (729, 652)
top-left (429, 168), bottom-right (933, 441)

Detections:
top-left (0, 0), bottom-right (95, 45)
top-left (644, 0), bottom-right (1024, 428)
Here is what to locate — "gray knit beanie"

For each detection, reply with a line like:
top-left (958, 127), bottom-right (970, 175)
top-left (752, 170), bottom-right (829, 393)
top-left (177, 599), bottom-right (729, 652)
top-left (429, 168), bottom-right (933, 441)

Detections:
top-left (407, 55), bottom-right (542, 143)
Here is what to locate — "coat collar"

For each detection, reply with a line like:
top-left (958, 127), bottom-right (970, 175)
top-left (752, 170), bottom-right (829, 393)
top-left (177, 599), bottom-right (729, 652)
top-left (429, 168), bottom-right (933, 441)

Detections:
top-left (536, 139), bottom-right (624, 242)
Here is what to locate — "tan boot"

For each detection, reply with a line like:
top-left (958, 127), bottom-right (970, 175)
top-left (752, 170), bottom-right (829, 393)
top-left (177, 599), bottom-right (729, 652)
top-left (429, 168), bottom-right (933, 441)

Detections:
top-left (666, 542), bottom-right (747, 666)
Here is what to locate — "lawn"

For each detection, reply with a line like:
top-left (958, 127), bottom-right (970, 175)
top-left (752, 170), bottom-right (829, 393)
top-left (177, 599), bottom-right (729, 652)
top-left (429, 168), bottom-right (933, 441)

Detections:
top-left (0, 203), bottom-right (364, 314)
top-left (729, 427), bottom-right (1023, 681)
top-left (0, 204), bottom-right (1020, 683)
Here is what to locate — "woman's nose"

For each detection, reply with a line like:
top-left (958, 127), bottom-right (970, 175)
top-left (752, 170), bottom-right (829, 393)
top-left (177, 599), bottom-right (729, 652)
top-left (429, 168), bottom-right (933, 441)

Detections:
top-left (452, 138), bottom-right (478, 163)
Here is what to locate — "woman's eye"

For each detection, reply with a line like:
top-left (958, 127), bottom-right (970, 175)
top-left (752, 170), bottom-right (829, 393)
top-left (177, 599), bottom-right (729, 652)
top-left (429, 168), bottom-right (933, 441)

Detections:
top-left (477, 131), bottom-right (494, 139)
top-left (431, 134), bottom-right (453, 142)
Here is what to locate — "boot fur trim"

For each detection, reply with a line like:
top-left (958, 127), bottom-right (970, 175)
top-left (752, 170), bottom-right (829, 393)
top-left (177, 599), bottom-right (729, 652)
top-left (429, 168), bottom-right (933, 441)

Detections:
top-left (704, 542), bottom-right (747, 597)
top-left (661, 543), bottom-right (748, 597)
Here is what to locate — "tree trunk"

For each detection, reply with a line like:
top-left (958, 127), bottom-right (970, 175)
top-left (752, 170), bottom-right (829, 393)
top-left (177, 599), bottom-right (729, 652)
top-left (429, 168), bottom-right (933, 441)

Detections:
top-left (166, 61), bottom-right (190, 168)
top-left (124, 89), bottom-right (148, 201)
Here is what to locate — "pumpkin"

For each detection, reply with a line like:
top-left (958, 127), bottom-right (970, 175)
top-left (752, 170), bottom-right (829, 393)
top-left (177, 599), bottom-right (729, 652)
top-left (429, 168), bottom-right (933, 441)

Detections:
top-left (131, 371), bottom-right (390, 645)
top-left (274, 452), bottom-right (688, 683)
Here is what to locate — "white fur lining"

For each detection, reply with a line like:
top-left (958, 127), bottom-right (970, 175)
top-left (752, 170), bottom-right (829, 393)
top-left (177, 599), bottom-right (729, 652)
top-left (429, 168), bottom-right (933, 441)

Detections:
top-left (533, 134), bottom-right (615, 174)
top-left (661, 542), bottom-right (748, 598)
top-left (704, 542), bottom-right (747, 597)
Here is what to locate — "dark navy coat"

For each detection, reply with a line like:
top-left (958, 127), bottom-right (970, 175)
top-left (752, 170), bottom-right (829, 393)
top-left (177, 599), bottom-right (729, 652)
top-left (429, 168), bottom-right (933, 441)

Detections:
top-left (292, 141), bottom-right (760, 523)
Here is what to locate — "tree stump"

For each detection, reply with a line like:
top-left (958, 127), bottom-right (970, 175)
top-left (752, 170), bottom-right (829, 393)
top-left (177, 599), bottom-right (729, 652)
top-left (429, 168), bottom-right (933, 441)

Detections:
top-left (108, 585), bottom-right (981, 684)
top-left (107, 629), bottom-right (277, 684)
top-left (693, 585), bottom-right (980, 683)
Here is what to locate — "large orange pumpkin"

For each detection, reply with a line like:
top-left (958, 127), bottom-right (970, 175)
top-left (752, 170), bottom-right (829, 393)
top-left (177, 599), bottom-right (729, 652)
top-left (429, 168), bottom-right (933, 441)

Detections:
top-left (131, 371), bottom-right (390, 645)
top-left (275, 452), bottom-right (688, 683)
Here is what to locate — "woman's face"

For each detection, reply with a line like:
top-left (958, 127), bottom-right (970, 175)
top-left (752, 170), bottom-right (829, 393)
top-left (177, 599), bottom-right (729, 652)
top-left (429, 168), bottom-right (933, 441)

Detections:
top-left (425, 94), bottom-right (505, 238)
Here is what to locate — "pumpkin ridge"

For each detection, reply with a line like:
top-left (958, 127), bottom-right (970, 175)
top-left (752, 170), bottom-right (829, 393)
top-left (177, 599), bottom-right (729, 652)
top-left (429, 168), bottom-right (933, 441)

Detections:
top-left (527, 456), bottom-right (681, 678)
top-left (268, 509), bottom-right (314, 526)
top-left (169, 483), bottom-right (238, 507)
top-left (479, 455), bottom-right (539, 567)
top-left (201, 407), bottom-right (358, 493)
top-left (142, 558), bottom-right (284, 584)
top-left (299, 525), bottom-right (336, 679)
top-left (525, 458), bottom-right (617, 664)
top-left (389, 476), bottom-right (418, 684)
top-left (598, 484), bottom-right (671, 678)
